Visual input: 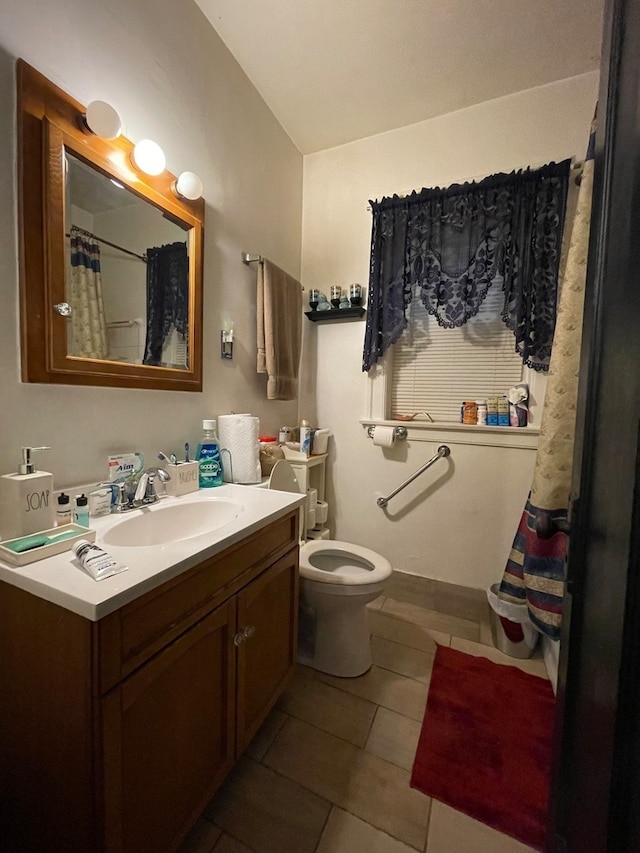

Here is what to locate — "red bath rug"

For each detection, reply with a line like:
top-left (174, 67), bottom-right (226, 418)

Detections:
top-left (410, 645), bottom-right (555, 850)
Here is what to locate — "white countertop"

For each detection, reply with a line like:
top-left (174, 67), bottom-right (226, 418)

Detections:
top-left (0, 485), bottom-right (305, 621)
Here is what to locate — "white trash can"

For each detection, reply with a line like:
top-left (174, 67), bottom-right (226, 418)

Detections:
top-left (487, 584), bottom-right (539, 659)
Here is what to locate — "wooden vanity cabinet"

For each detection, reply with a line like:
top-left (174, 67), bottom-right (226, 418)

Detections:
top-left (0, 510), bottom-right (299, 853)
top-left (235, 547), bottom-right (299, 753)
top-left (101, 598), bottom-right (238, 853)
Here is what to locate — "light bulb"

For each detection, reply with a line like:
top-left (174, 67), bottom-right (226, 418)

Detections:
top-left (84, 100), bottom-right (122, 140)
top-left (174, 171), bottom-right (204, 200)
top-left (131, 139), bottom-right (166, 176)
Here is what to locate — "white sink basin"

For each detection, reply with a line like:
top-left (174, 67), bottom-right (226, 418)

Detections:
top-left (101, 498), bottom-right (245, 547)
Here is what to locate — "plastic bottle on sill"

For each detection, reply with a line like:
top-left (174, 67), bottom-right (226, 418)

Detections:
top-left (476, 403), bottom-right (487, 426)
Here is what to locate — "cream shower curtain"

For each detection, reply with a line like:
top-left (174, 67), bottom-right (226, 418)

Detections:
top-left (69, 225), bottom-right (108, 359)
top-left (498, 116), bottom-right (596, 640)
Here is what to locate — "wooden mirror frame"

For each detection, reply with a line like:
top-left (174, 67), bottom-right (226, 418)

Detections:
top-left (17, 59), bottom-right (204, 391)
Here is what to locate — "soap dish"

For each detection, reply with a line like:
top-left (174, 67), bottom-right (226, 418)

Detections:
top-left (0, 524), bottom-right (96, 567)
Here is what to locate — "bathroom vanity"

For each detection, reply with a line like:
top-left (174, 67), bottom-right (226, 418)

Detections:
top-left (0, 487), bottom-right (302, 852)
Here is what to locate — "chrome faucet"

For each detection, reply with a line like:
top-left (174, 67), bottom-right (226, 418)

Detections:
top-left (134, 467), bottom-right (171, 505)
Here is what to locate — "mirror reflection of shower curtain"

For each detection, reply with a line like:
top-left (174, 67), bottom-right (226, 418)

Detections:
top-left (143, 241), bottom-right (189, 367)
top-left (69, 225), bottom-right (108, 358)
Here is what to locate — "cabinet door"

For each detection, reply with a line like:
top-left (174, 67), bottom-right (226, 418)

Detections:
top-left (235, 547), bottom-right (299, 754)
top-left (101, 598), bottom-right (236, 853)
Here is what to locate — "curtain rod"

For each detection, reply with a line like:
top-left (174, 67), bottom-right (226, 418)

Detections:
top-left (67, 227), bottom-right (147, 262)
top-left (366, 159), bottom-right (584, 211)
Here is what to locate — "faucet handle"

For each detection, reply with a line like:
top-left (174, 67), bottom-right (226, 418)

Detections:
top-left (99, 480), bottom-right (132, 512)
top-left (134, 473), bottom-right (150, 503)
top-left (145, 466), bottom-right (171, 482)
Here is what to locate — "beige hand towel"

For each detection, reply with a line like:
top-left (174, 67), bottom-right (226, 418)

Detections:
top-left (257, 259), bottom-right (302, 400)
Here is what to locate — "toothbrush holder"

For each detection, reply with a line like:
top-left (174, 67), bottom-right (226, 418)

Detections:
top-left (162, 461), bottom-right (200, 496)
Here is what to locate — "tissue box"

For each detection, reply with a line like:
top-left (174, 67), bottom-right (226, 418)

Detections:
top-left (162, 462), bottom-right (200, 496)
top-left (282, 444), bottom-right (309, 462)
top-left (312, 429), bottom-right (330, 455)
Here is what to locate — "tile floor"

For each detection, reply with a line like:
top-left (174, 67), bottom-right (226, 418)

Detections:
top-left (180, 572), bottom-right (548, 853)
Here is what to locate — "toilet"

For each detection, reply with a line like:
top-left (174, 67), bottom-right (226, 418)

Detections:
top-left (268, 460), bottom-right (392, 677)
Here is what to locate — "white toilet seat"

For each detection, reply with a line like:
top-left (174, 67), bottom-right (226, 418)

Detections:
top-left (299, 540), bottom-right (392, 586)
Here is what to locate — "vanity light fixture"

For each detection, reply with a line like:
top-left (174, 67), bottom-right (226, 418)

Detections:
top-left (221, 321), bottom-right (234, 360)
top-left (173, 171), bottom-right (204, 201)
top-left (82, 100), bottom-right (122, 140)
top-left (131, 139), bottom-right (166, 176)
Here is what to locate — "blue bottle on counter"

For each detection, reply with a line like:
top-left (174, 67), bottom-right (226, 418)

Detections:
top-left (197, 419), bottom-right (223, 487)
top-left (73, 493), bottom-right (90, 527)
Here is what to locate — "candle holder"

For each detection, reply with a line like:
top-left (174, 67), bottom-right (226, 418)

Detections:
top-left (349, 283), bottom-right (362, 306)
top-left (330, 285), bottom-right (342, 309)
top-left (309, 288), bottom-right (320, 311)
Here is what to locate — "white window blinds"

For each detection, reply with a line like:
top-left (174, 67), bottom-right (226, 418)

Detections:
top-left (390, 284), bottom-right (523, 422)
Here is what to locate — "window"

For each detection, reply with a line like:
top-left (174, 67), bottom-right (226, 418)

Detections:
top-left (390, 283), bottom-right (524, 422)
top-left (363, 160), bottom-right (571, 376)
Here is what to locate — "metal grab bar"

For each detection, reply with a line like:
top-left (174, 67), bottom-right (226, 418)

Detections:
top-left (377, 445), bottom-right (450, 508)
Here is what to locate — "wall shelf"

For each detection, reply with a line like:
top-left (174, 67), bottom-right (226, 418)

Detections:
top-left (305, 307), bottom-right (365, 323)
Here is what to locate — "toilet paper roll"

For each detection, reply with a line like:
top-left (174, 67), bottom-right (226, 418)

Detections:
top-left (315, 500), bottom-right (329, 525)
top-left (218, 414), bottom-right (261, 484)
top-left (307, 488), bottom-right (318, 512)
top-left (307, 526), bottom-right (331, 540)
top-left (306, 507), bottom-right (316, 530)
top-left (372, 426), bottom-right (396, 448)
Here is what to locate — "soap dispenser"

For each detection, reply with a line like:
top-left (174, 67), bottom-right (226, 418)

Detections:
top-left (0, 447), bottom-right (55, 541)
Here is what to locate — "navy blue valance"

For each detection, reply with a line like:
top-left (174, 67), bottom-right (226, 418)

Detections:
top-left (363, 159), bottom-right (571, 372)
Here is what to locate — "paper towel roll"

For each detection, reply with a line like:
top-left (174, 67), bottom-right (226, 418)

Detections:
top-left (372, 426), bottom-right (396, 447)
top-left (218, 414), bottom-right (261, 484)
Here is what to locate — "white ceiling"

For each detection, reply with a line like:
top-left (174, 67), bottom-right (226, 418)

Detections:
top-left (195, 0), bottom-right (603, 154)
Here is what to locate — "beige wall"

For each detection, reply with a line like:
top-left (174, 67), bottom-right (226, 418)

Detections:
top-left (0, 0), bottom-right (302, 488)
top-left (300, 72), bottom-right (598, 589)
top-left (0, 0), bottom-right (599, 592)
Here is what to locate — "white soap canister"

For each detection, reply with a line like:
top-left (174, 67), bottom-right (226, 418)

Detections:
top-left (0, 447), bottom-right (55, 541)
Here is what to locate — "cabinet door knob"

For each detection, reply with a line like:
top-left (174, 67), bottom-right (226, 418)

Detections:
top-left (243, 625), bottom-right (256, 640)
top-left (233, 631), bottom-right (246, 647)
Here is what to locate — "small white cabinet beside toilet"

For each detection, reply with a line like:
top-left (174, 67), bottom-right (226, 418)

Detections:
top-left (286, 454), bottom-right (330, 537)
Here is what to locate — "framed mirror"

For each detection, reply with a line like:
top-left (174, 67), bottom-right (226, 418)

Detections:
top-left (17, 60), bottom-right (204, 390)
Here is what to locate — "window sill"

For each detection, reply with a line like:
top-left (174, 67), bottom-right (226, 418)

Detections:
top-left (360, 419), bottom-right (540, 450)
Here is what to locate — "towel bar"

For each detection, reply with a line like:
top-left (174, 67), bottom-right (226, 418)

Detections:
top-left (241, 252), bottom-right (263, 265)
top-left (377, 445), bottom-right (450, 508)
top-left (242, 251), bottom-right (305, 291)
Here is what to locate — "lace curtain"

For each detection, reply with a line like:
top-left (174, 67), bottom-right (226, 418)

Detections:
top-left (363, 160), bottom-right (571, 373)
top-left (143, 241), bottom-right (189, 366)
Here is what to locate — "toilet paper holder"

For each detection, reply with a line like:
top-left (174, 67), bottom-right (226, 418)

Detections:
top-left (366, 425), bottom-right (408, 441)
